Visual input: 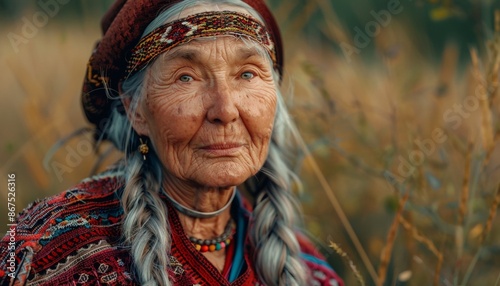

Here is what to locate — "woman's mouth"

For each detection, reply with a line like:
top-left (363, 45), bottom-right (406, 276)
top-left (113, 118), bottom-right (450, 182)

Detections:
top-left (200, 143), bottom-right (244, 156)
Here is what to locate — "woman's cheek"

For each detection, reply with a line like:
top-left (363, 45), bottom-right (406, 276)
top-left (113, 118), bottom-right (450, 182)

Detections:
top-left (148, 97), bottom-right (204, 144)
top-left (244, 86), bottom-right (276, 129)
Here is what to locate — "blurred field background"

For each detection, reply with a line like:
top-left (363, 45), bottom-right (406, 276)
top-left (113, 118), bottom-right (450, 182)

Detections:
top-left (1, 0), bottom-right (500, 285)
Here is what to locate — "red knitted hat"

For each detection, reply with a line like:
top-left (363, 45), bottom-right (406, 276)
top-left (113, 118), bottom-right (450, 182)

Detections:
top-left (81, 0), bottom-right (283, 137)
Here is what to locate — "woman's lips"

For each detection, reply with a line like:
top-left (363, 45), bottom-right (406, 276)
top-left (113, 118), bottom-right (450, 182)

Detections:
top-left (200, 143), bottom-right (244, 156)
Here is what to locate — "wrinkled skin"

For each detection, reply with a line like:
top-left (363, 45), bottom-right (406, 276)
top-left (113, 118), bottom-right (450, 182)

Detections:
top-left (129, 36), bottom-right (277, 195)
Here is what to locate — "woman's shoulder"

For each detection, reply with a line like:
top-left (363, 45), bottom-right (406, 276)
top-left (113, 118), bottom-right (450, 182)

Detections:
top-left (14, 167), bottom-right (124, 233)
top-left (0, 167), bottom-right (128, 285)
top-left (297, 233), bottom-right (345, 286)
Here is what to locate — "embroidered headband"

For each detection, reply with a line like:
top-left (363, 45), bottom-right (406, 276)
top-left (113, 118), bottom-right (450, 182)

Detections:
top-left (126, 11), bottom-right (277, 77)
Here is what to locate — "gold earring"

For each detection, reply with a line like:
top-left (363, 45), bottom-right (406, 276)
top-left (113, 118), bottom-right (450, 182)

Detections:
top-left (138, 138), bottom-right (149, 161)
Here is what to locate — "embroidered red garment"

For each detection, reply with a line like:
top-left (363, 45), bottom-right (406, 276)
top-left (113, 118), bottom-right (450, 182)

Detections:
top-left (222, 237), bottom-right (236, 278)
top-left (0, 169), bottom-right (344, 285)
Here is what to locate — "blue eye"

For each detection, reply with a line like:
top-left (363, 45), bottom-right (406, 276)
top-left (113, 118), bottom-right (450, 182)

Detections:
top-left (179, 75), bottom-right (193, 82)
top-left (241, 72), bottom-right (254, 80)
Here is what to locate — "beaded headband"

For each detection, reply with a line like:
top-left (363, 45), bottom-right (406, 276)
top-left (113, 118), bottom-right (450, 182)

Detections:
top-left (125, 10), bottom-right (277, 77)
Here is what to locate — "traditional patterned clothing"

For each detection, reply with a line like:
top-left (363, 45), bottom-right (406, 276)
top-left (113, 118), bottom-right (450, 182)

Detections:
top-left (0, 168), bottom-right (343, 285)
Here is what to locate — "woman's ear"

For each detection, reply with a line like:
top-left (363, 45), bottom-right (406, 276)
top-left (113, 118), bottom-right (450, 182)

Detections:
top-left (120, 84), bottom-right (150, 137)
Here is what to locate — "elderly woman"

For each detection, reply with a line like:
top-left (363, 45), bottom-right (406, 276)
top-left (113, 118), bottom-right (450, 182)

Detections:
top-left (0, 0), bottom-right (343, 285)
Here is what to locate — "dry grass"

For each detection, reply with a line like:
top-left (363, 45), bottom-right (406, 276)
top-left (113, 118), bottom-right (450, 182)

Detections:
top-left (398, 216), bottom-right (444, 286)
top-left (1, 1), bottom-right (500, 286)
top-left (377, 190), bottom-right (409, 286)
top-left (481, 184), bottom-right (500, 245)
top-left (330, 241), bottom-right (365, 286)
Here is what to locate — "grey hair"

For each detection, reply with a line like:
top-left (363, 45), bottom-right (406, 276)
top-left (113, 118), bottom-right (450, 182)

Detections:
top-left (103, 0), bottom-right (309, 285)
top-left (246, 90), bottom-right (309, 285)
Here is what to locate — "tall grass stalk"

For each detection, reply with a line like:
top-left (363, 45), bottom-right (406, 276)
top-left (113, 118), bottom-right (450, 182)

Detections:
top-left (295, 133), bottom-right (378, 284)
top-left (398, 216), bottom-right (443, 286)
top-left (462, 184), bottom-right (500, 284)
top-left (377, 191), bottom-right (409, 286)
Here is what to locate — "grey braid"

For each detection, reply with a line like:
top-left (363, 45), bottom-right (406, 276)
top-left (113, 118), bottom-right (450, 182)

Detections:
top-left (248, 92), bottom-right (309, 286)
top-left (121, 151), bottom-right (171, 286)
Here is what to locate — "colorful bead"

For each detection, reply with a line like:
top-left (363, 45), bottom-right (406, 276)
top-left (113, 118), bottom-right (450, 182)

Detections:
top-left (188, 218), bottom-right (235, 252)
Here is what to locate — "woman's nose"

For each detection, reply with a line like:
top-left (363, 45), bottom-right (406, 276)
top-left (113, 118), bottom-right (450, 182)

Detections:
top-left (206, 80), bottom-right (239, 124)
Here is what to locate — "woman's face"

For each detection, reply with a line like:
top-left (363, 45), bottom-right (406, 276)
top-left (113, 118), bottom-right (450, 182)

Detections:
top-left (131, 35), bottom-right (277, 188)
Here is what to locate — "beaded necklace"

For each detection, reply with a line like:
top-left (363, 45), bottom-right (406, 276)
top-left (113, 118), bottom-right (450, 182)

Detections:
top-left (188, 218), bottom-right (236, 252)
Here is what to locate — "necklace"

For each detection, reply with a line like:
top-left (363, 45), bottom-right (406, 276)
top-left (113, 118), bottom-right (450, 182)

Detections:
top-left (189, 218), bottom-right (236, 252)
top-left (164, 188), bottom-right (236, 219)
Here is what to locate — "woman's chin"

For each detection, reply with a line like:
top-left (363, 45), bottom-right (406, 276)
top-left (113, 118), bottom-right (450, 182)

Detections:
top-left (196, 175), bottom-right (247, 189)
top-left (192, 165), bottom-right (252, 189)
